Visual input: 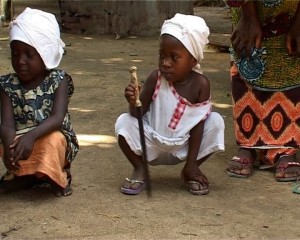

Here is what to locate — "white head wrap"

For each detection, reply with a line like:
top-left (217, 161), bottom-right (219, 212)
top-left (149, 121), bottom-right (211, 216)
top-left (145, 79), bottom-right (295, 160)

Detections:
top-left (9, 7), bottom-right (65, 69)
top-left (160, 13), bottom-right (209, 74)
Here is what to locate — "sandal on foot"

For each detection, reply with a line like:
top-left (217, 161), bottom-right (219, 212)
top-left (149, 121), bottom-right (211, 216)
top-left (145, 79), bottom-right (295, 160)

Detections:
top-left (227, 156), bottom-right (254, 178)
top-left (275, 161), bottom-right (300, 182)
top-left (185, 180), bottom-right (209, 195)
top-left (120, 178), bottom-right (145, 195)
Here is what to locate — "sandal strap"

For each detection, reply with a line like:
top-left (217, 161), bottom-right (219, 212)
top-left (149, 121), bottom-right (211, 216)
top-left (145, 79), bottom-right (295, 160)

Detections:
top-left (277, 161), bottom-right (300, 170)
top-left (125, 177), bottom-right (144, 184)
top-left (232, 156), bottom-right (253, 164)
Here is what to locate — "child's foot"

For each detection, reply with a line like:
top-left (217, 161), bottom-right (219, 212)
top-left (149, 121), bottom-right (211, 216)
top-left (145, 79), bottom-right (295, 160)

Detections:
top-left (51, 182), bottom-right (73, 197)
top-left (50, 174), bottom-right (73, 197)
top-left (120, 168), bottom-right (145, 195)
top-left (185, 179), bottom-right (209, 195)
top-left (0, 173), bottom-right (37, 194)
top-left (227, 148), bottom-right (256, 178)
top-left (181, 169), bottom-right (209, 195)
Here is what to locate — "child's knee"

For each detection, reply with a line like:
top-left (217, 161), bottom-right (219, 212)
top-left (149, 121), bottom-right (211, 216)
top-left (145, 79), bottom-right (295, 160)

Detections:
top-left (115, 113), bottom-right (135, 133)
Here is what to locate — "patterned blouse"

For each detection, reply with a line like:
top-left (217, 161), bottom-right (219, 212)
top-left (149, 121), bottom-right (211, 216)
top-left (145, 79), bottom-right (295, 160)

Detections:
top-left (0, 69), bottom-right (79, 162)
top-left (226, 0), bottom-right (300, 91)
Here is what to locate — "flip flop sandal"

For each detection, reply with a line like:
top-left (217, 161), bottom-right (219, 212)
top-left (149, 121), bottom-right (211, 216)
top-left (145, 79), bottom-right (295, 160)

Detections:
top-left (185, 180), bottom-right (209, 195)
top-left (120, 178), bottom-right (145, 195)
top-left (292, 177), bottom-right (300, 194)
top-left (227, 156), bottom-right (253, 178)
top-left (275, 162), bottom-right (300, 182)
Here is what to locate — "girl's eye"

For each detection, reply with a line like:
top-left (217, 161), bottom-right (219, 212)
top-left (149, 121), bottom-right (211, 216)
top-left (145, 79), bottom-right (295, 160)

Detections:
top-left (172, 55), bottom-right (178, 61)
top-left (27, 51), bottom-right (37, 58)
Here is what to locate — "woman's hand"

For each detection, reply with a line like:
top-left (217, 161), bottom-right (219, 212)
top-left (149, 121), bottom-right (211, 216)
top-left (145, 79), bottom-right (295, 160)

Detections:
top-left (286, 6), bottom-right (300, 56)
top-left (231, 1), bottom-right (262, 58)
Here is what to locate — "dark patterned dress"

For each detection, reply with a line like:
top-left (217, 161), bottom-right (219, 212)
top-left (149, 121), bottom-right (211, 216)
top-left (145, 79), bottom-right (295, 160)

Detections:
top-left (226, 0), bottom-right (300, 165)
top-left (0, 69), bottom-right (79, 163)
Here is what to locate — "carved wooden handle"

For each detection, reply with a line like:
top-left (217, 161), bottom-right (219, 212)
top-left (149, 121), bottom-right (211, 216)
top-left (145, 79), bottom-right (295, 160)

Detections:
top-left (129, 66), bottom-right (142, 107)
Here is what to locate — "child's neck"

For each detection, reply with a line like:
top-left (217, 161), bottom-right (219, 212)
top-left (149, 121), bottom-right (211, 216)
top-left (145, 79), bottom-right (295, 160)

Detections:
top-left (20, 70), bottom-right (50, 90)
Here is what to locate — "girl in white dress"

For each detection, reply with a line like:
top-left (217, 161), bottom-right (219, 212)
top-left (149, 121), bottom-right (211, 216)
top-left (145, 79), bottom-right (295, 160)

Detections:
top-left (115, 13), bottom-right (225, 195)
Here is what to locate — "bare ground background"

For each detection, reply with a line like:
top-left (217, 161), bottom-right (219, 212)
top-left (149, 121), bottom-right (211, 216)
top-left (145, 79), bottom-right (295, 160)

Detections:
top-left (0, 7), bottom-right (299, 240)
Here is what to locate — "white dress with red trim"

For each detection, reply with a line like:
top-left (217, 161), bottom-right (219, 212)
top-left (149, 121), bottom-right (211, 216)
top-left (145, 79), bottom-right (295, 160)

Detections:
top-left (144, 73), bottom-right (212, 146)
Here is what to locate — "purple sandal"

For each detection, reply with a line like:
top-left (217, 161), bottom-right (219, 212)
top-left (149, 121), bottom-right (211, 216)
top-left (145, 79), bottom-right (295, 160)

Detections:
top-left (120, 178), bottom-right (145, 195)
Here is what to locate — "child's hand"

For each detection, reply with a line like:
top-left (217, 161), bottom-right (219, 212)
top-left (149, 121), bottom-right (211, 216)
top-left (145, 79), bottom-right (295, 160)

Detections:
top-left (124, 82), bottom-right (141, 106)
top-left (3, 150), bottom-right (20, 171)
top-left (9, 134), bottom-right (34, 165)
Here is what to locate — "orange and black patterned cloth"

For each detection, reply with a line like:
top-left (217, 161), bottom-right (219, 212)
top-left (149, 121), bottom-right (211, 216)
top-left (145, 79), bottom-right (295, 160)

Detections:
top-left (227, 0), bottom-right (300, 165)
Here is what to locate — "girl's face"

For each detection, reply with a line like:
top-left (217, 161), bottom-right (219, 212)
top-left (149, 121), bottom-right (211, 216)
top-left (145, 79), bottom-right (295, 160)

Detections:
top-left (10, 40), bottom-right (48, 84)
top-left (158, 34), bottom-right (196, 83)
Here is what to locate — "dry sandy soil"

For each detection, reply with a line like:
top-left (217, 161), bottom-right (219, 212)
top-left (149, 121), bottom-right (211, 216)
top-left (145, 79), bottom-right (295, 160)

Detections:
top-left (0, 7), bottom-right (299, 240)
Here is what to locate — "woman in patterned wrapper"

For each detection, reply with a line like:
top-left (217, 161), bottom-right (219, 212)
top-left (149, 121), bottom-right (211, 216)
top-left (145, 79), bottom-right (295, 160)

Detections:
top-left (115, 13), bottom-right (225, 195)
top-left (0, 7), bottom-right (79, 196)
top-left (225, 0), bottom-right (300, 187)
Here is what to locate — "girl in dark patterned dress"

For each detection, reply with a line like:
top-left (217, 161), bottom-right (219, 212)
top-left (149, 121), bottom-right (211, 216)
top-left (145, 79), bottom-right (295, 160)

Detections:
top-left (0, 8), bottom-right (79, 196)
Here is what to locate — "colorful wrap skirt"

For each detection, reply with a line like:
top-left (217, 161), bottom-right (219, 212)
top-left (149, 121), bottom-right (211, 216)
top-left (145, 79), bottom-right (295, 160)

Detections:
top-left (228, 0), bottom-right (300, 166)
top-left (231, 65), bottom-right (300, 165)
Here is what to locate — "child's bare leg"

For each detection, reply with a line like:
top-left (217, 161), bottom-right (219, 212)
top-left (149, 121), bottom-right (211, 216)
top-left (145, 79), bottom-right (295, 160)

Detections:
top-left (118, 136), bottom-right (145, 191)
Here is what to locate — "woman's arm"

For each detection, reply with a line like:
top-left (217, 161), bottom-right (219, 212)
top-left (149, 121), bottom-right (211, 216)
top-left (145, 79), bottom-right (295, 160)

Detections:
top-left (286, 1), bottom-right (300, 56)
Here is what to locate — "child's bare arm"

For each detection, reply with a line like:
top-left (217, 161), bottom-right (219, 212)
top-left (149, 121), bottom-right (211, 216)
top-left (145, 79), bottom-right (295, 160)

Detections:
top-left (181, 74), bottom-right (211, 183)
top-left (0, 89), bottom-right (19, 170)
top-left (0, 89), bottom-right (16, 145)
top-left (185, 75), bottom-right (210, 165)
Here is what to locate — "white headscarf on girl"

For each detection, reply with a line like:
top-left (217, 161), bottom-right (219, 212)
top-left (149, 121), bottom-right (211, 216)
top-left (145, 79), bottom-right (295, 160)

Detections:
top-left (160, 13), bottom-right (210, 74)
top-left (9, 7), bottom-right (65, 69)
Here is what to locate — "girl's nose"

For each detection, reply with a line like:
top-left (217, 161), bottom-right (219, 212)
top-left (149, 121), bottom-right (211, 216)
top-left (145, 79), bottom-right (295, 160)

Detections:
top-left (162, 58), bottom-right (171, 67)
top-left (18, 54), bottom-right (27, 64)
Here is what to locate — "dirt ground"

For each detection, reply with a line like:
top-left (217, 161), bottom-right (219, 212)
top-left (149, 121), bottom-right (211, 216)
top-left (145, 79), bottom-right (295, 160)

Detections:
top-left (0, 7), bottom-right (300, 240)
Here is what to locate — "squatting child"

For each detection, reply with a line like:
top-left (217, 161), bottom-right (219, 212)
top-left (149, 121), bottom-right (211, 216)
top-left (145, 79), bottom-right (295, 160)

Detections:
top-left (115, 13), bottom-right (225, 195)
top-left (0, 8), bottom-right (79, 196)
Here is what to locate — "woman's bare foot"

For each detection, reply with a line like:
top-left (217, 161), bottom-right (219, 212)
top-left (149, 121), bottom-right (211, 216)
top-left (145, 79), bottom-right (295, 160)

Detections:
top-left (227, 148), bottom-right (257, 178)
top-left (275, 154), bottom-right (300, 182)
